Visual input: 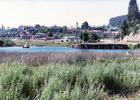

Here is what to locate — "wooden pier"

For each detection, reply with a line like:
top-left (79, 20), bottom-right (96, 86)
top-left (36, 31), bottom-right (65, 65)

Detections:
top-left (72, 44), bottom-right (129, 49)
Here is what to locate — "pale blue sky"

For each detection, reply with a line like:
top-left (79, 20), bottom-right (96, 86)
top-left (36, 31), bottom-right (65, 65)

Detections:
top-left (0, 0), bottom-right (140, 28)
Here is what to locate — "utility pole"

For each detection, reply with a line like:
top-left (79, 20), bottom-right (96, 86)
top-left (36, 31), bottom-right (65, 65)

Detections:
top-left (83, 31), bottom-right (84, 43)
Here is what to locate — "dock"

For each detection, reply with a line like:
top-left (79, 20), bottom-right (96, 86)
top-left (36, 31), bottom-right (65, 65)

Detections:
top-left (72, 44), bottom-right (129, 49)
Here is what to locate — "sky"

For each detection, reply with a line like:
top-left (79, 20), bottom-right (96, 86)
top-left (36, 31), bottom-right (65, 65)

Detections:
top-left (0, 0), bottom-right (140, 28)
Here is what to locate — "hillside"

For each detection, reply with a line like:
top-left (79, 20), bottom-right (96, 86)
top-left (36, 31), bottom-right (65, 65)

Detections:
top-left (109, 15), bottom-right (127, 28)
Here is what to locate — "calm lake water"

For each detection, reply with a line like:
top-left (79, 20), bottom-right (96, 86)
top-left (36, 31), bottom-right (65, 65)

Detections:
top-left (0, 46), bottom-right (130, 52)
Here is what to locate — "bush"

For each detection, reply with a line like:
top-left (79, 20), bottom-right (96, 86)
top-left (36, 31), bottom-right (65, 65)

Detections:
top-left (0, 38), bottom-right (15, 46)
top-left (0, 40), bottom-right (4, 46)
top-left (3, 38), bottom-right (15, 46)
top-left (128, 44), bottom-right (140, 49)
top-left (88, 32), bottom-right (100, 43)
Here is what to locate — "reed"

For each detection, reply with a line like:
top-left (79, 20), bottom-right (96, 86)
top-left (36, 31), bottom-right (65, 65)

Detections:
top-left (0, 60), bottom-right (139, 99)
top-left (0, 51), bottom-right (138, 66)
top-left (0, 51), bottom-right (140, 99)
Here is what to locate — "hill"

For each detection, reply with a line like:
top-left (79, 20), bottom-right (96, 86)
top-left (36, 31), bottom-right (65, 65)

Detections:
top-left (109, 15), bottom-right (127, 28)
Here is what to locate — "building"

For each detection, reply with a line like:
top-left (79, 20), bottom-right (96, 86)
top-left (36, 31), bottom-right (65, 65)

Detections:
top-left (20, 32), bottom-right (33, 40)
top-left (86, 30), bottom-right (103, 35)
top-left (68, 27), bottom-right (77, 30)
top-left (61, 36), bottom-right (77, 42)
top-left (68, 22), bottom-right (79, 30)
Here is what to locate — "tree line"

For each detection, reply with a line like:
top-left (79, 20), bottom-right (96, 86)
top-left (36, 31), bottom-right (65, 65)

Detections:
top-left (120, 0), bottom-right (140, 40)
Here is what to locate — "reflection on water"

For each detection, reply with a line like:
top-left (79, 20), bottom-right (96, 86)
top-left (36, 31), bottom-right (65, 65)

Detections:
top-left (0, 46), bottom-right (130, 52)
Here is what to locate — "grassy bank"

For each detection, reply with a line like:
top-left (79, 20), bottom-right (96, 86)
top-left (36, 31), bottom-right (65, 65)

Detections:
top-left (0, 51), bottom-right (140, 99)
top-left (13, 40), bottom-right (76, 47)
top-left (13, 40), bottom-right (140, 50)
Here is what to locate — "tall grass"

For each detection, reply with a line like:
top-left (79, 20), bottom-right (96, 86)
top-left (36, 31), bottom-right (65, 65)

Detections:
top-left (0, 51), bottom-right (138, 66)
top-left (0, 51), bottom-right (140, 99)
top-left (0, 59), bottom-right (140, 99)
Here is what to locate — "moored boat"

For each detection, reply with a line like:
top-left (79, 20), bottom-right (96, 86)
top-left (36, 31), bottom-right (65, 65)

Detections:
top-left (23, 42), bottom-right (30, 48)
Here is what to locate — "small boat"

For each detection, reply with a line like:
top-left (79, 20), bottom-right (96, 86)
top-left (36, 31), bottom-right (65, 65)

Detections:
top-left (23, 42), bottom-right (30, 48)
top-left (23, 46), bottom-right (30, 48)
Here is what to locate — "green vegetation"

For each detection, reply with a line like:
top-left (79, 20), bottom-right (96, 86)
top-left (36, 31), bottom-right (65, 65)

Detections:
top-left (12, 39), bottom-right (140, 49)
top-left (0, 51), bottom-right (140, 99)
top-left (128, 43), bottom-right (140, 49)
top-left (80, 32), bottom-right (100, 42)
top-left (120, 20), bottom-right (129, 40)
top-left (0, 38), bottom-right (15, 46)
top-left (0, 51), bottom-right (129, 65)
top-left (127, 41), bottom-right (140, 43)
top-left (128, 0), bottom-right (140, 22)
top-left (80, 31), bottom-right (89, 42)
top-left (81, 21), bottom-right (89, 30)
top-left (119, 0), bottom-right (140, 40)
top-left (0, 40), bottom-right (4, 46)
top-left (13, 40), bottom-right (77, 47)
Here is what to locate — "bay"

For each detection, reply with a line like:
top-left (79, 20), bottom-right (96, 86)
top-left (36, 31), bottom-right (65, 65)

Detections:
top-left (0, 46), bottom-right (130, 52)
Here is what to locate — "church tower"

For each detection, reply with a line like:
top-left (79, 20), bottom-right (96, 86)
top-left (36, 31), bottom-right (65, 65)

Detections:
top-left (76, 22), bottom-right (78, 29)
top-left (1, 24), bottom-right (5, 31)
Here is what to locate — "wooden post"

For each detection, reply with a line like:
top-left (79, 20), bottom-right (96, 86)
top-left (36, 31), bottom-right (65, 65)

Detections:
top-left (83, 32), bottom-right (84, 43)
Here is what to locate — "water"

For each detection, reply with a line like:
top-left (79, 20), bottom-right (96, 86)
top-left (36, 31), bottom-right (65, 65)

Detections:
top-left (0, 46), bottom-right (130, 52)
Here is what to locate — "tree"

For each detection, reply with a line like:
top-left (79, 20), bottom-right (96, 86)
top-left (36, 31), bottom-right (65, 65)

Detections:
top-left (133, 24), bottom-right (140, 35)
top-left (120, 20), bottom-right (128, 40)
top-left (10, 28), bottom-right (18, 32)
top-left (34, 24), bottom-right (40, 28)
top-left (81, 21), bottom-right (89, 30)
top-left (128, 0), bottom-right (140, 22)
top-left (0, 40), bottom-right (4, 46)
top-left (62, 26), bottom-right (67, 33)
top-left (80, 31), bottom-right (89, 42)
top-left (127, 19), bottom-right (139, 27)
top-left (46, 31), bottom-right (53, 37)
top-left (88, 32), bottom-right (100, 42)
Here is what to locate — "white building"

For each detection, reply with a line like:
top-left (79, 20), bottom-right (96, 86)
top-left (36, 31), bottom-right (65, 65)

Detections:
top-left (61, 36), bottom-right (77, 42)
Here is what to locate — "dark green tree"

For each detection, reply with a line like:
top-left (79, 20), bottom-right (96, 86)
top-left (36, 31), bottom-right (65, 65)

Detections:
top-left (34, 24), bottom-right (41, 28)
top-left (10, 28), bottom-right (18, 32)
top-left (128, 0), bottom-right (140, 22)
top-left (62, 26), bottom-right (67, 34)
top-left (80, 31), bottom-right (89, 42)
top-left (46, 31), bottom-right (53, 37)
top-left (0, 40), bottom-right (4, 46)
top-left (88, 32), bottom-right (100, 42)
top-left (81, 21), bottom-right (89, 30)
top-left (120, 20), bottom-right (129, 40)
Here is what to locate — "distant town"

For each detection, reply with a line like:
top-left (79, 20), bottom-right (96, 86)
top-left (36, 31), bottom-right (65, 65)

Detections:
top-left (0, 0), bottom-right (140, 45)
top-left (0, 21), bottom-right (120, 42)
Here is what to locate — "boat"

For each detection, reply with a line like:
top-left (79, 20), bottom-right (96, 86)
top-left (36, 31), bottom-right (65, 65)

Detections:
top-left (23, 42), bottom-right (30, 48)
top-left (23, 46), bottom-right (30, 48)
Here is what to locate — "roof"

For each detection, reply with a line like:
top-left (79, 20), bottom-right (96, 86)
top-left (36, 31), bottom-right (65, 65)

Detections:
top-left (103, 31), bottom-right (112, 34)
top-left (64, 36), bottom-right (76, 38)
top-left (68, 27), bottom-right (77, 30)
top-left (86, 30), bottom-right (102, 33)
